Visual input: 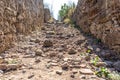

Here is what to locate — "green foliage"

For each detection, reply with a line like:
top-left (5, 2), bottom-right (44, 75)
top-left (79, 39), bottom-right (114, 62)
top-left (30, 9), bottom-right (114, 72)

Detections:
top-left (59, 3), bottom-right (69, 20)
top-left (59, 3), bottom-right (76, 22)
top-left (91, 56), bottom-right (99, 66)
top-left (92, 57), bottom-right (120, 80)
top-left (86, 49), bottom-right (92, 53)
top-left (95, 67), bottom-right (110, 78)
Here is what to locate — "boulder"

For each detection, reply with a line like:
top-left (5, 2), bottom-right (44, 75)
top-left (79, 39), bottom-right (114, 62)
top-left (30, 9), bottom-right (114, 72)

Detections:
top-left (43, 40), bottom-right (53, 47)
top-left (79, 69), bottom-right (94, 75)
top-left (68, 49), bottom-right (77, 55)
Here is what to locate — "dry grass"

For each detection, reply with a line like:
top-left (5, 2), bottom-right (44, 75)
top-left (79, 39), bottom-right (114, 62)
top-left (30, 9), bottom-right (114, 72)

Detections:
top-left (109, 72), bottom-right (120, 80)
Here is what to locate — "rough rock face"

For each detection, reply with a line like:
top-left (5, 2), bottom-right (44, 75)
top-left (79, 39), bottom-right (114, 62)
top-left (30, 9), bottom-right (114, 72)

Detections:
top-left (72, 0), bottom-right (120, 53)
top-left (44, 8), bottom-right (51, 23)
top-left (0, 0), bottom-right (44, 53)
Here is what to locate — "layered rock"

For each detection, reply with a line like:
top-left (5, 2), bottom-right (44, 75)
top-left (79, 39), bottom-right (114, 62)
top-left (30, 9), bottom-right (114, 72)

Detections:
top-left (0, 0), bottom-right (44, 53)
top-left (72, 0), bottom-right (120, 53)
top-left (44, 8), bottom-right (51, 23)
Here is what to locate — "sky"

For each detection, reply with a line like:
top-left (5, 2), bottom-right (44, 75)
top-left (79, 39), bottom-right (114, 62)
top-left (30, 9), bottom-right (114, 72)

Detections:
top-left (44, 0), bottom-right (78, 20)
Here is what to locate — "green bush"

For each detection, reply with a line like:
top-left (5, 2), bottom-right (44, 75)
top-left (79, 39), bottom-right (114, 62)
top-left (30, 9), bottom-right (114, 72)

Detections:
top-left (58, 3), bottom-right (76, 22)
top-left (95, 67), bottom-right (110, 78)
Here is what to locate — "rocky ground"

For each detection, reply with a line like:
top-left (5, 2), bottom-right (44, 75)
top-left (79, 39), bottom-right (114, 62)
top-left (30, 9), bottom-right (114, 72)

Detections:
top-left (0, 23), bottom-right (120, 80)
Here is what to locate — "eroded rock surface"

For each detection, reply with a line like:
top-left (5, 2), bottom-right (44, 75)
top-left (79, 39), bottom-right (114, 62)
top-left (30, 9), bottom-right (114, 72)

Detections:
top-left (0, 0), bottom-right (44, 53)
top-left (44, 8), bottom-right (51, 23)
top-left (72, 0), bottom-right (120, 53)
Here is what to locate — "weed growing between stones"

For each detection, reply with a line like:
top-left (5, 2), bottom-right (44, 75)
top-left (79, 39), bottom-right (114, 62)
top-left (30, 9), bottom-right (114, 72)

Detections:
top-left (91, 56), bottom-right (99, 66)
top-left (95, 67), bottom-right (110, 78)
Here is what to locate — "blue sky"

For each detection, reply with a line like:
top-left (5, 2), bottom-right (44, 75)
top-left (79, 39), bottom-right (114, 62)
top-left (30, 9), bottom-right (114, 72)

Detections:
top-left (44, 0), bottom-right (78, 19)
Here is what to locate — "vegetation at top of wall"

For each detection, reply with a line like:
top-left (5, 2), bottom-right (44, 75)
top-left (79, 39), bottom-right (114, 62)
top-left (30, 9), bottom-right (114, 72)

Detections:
top-left (58, 2), bottom-right (76, 25)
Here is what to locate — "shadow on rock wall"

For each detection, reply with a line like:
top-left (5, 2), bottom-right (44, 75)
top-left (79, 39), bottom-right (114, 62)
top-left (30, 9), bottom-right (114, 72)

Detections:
top-left (72, 0), bottom-right (120, 54)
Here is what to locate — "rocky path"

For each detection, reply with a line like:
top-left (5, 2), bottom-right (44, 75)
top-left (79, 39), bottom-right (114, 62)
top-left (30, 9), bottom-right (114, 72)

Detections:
top-left (0, 23), bottom-right (119, 80)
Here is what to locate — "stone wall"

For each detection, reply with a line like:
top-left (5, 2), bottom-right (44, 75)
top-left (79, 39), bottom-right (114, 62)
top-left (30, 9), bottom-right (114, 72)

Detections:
top-left (0, 0), bottom-right (44, 53)
top-left (44, 8), bottom-right (51, 23)
top-left (72, 0), bottom-right (120, 53)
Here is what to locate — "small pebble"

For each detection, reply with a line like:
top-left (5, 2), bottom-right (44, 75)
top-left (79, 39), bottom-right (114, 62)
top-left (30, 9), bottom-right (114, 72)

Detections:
top-left (56, 70), bottom-right (63, 75)
top-left (28, 74), bottom-right (34, 79)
